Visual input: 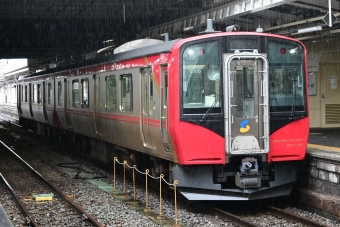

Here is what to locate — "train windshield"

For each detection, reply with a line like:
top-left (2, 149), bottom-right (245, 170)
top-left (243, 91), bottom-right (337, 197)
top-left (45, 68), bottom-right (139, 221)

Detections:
top-left (267, 39), bottom-right (306, 114)
top-left (181, 40), bottom-right (222, 115)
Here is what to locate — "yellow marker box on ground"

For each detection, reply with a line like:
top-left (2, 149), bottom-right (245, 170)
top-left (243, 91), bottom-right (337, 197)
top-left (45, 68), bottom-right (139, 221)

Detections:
top-left (33, 193), bottom-right (54, 201)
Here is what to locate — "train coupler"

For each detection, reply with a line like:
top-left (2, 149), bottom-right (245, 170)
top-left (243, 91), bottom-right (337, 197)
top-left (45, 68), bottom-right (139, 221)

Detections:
top-left (235, 157), bottom-right (261, 188)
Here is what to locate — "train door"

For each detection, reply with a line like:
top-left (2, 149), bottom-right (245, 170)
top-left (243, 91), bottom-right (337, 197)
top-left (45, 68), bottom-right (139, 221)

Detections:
top-left (141, 68), bottom-right (154, 148)
top-left (224, 52), bottom-right (269, 155)
top-left (160, 65), bottom-right (171, 152)
top-left (93, 74), bottom-right (102, 135)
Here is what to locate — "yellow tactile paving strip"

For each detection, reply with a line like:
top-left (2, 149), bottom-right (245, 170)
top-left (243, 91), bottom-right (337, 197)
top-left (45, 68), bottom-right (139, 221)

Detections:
top-left (308, 143), bottom-right (340, 152)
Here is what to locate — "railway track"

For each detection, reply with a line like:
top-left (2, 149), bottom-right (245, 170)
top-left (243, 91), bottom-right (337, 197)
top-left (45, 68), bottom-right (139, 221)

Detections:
top-left (0, 111), bottom-right (336, 227)
top-left (191, 201), bottom-right (333, 227)
top-left (0, 118), bottom-right (166, 227)
top-left (0, 140), bottom-right (104, 227)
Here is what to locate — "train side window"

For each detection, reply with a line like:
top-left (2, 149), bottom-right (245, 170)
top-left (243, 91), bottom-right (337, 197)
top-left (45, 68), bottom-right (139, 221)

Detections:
top-left (106, 75), bottom-right (117, 111)
top-left (164, 71), bottom-right (168, 105)
top-left (33, 84), bottom-right (37, 103)
top-left (150, 74), bottom-right (154, 115)
top-left (81, 79), bottom-right (89, 108)
top-left (21, 86), bottom-right (24, 102)
top-left (25, 85), bottom-right (28, 102)
top-left (142, 71), bottom-right (148, 114)
top-left (38, 84), bottom-right (42, 104)
top-left (58, 81), bottom-right (63, 106)
top-left (120, 74), bottom-right (132, 112)
top-left (48, 82), bottom-right (52, 104)
top-left (72, 80), bottom-right (80, 107)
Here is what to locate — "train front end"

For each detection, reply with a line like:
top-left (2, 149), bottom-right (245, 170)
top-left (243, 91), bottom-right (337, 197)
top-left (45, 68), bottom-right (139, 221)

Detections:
top-left (170, 32), bottom-right (309, 200)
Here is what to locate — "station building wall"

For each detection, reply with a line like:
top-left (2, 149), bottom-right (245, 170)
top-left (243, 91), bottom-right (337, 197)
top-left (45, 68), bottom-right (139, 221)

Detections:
top-left (304, 37), bottom-right (340, 129)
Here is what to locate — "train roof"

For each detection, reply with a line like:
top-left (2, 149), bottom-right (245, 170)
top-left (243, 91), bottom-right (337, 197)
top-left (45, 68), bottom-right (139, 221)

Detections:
top-left (21, 38), bottom-right (181, 79)
top-left (19, 30), bottom-right (305, 80)
top-left (111, 38), bottom-right (179, 62)
top-left (113, 38), bottom-right (165, 54)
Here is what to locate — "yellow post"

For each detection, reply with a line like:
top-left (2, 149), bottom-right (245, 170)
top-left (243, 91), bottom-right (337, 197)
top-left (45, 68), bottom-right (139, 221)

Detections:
top-left (133, 165), bottom-right (137, 202)
top-left (173, 180), bottom-right (180, 227)
top-left (144, 169), bottom-right (150, 213)
top-left (113, 157), bottom-right (117, 194)
top-left (123, 160), bottom-right (127, 196)
top-left (157, 174), bottom-right (165, 219)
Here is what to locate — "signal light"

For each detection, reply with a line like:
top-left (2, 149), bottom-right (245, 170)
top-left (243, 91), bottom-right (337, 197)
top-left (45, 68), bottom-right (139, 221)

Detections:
top-left (280, 48), bottom-right (286, 54)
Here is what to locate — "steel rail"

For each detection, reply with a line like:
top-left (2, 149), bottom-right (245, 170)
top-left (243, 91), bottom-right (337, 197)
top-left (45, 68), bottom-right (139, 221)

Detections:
top-left (0, 140), bottom-right (105, 227)
top-left (268, 205), bottom-right (330, 227)
top-left (191, 201), bottom-right (260, 227)
top-left (0, 173), bottom-right (40, 227)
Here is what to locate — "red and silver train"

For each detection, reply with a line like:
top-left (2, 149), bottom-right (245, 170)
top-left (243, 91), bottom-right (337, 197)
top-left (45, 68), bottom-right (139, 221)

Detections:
top-left (17, 26), bottom-right (309, 200)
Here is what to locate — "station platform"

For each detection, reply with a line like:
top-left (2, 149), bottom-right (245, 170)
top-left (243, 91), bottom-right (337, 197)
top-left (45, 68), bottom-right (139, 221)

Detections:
top-left (309, 128), bottom-right (340, 147)
top-left (0, 205), bottom-right (13, 227)
top-left (298, 128), bottom-right (340, 221)
top-left (308, 128), bottom-right (340, 159)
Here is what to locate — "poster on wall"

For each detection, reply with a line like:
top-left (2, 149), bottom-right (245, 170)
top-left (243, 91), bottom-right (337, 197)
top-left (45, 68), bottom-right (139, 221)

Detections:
top-left (330, 76), bottom-right (338, 89)
top-left (308, 54), bottom-right (319, 72)
top-left (308, 73), bottom-right (316, 95)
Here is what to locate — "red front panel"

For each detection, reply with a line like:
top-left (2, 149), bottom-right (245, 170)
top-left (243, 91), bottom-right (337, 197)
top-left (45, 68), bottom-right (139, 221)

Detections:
top-left (172, 122), bottom-right (225, 165)
top-left (268, 117), bottom-right (309, 162)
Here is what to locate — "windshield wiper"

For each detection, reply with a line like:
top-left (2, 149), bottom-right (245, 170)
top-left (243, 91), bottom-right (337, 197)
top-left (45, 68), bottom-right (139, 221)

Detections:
top-left (199, 93), bottom-right (221, 122)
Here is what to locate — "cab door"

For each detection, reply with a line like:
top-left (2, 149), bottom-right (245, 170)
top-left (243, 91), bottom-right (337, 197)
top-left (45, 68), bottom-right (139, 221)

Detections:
top-left (141, 68), bottom-right (154, 148)
top-left (224, 52), bottom-right (269, 155)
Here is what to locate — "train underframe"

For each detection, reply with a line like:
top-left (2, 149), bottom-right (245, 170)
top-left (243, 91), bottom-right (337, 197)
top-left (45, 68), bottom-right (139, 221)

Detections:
top-left (172, 158), bottom-right (300, 200)
top-left (20, 117), bottom-right (300, 201)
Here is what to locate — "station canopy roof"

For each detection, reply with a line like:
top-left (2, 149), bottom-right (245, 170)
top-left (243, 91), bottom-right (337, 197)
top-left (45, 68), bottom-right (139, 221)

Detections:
top-left (0, 0), bottom-right (339, 66)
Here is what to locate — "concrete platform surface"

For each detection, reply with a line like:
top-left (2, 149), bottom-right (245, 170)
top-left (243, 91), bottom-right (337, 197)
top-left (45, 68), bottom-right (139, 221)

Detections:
top-left (0, 204), bottom-right (13, 227)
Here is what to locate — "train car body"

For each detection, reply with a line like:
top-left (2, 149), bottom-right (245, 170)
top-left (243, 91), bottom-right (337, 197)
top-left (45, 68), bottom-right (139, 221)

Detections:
top-left (17, 31), bottom-right (309, 200)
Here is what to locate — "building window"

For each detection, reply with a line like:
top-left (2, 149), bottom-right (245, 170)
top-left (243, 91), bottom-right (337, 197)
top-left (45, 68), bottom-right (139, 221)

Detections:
top-left (121, 74), bottom-right (132, 112)
top-left (106, 75), bottom-right (117, 111)
top-left (72, 80), bottom-right (80, 107)
top-left (82, 79), bottom-right (89, 108)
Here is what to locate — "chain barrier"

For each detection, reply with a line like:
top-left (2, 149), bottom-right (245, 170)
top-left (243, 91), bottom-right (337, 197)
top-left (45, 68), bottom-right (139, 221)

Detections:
top-left (113, 157), bottom-right (180, 226)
